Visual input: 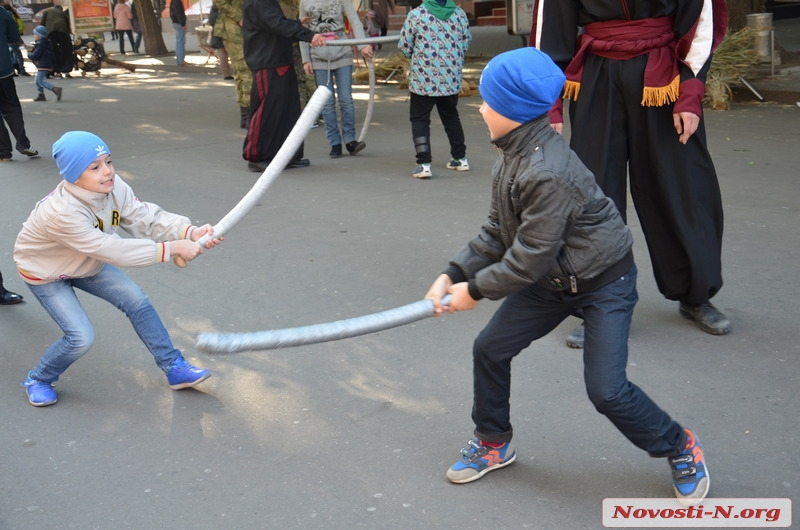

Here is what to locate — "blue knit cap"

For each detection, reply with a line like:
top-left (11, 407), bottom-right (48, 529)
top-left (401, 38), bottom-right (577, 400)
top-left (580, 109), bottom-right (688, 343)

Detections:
top-left (479, 48), bottom-right (566, 123)
top-left (34, 25), bottom-right (48, 38)
top-left (52, 131), bottom-right (112, 183)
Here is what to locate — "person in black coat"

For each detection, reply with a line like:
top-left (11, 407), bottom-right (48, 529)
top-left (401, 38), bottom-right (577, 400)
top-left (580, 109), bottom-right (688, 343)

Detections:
top-left (1, 7), bottom-right (39, 161)
top-left (240, 0), bottom-right (325, 172)
top-left (40, 0), bottom-right (74, 77)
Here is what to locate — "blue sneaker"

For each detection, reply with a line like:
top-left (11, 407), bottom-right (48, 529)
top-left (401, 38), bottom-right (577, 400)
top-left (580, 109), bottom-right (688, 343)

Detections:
top-left (668, 428), bottom-right (709, 506)
top-left (166, 359), bottom-right (211, 390)
top-left (446, 438), bottom-right (516, 484)
top-left (22, 378), bottom-right (58, 407)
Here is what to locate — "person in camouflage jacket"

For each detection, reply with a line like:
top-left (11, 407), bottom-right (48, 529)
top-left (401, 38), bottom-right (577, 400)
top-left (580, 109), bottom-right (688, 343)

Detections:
top-left (213, 0), bottom-right (253, 128)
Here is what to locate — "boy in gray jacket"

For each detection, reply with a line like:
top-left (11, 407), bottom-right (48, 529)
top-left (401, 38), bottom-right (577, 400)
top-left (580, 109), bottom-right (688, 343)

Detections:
top-left (423, 48), bottom-right (709, 506)
top-left (14, 131), bottom-right (222, 407)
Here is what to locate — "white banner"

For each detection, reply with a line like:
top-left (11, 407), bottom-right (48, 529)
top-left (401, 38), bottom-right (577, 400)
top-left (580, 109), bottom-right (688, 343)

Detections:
top-left (602, 498), bottom-right (792, 528)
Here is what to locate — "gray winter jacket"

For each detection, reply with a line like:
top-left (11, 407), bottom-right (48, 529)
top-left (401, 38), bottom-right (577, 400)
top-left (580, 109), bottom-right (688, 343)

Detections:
top-left (445, 115), bottom-right (633, 301)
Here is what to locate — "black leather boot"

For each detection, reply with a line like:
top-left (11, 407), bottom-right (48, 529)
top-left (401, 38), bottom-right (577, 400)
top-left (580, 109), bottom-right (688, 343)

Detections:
top-left (0, 271), bottom-right (23, 305)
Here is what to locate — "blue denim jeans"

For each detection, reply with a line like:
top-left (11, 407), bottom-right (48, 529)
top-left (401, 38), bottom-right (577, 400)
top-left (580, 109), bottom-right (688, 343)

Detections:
top-left (35, 70), bottom-right (54, 93)
top-left (25, 264), bottom-right (182, 383)
top-left (172, 23), bottom-right (186, 65)
top-left (314, 65), bottom-right (356, 147)
top-left (471, 264), bottom-right (686, 457)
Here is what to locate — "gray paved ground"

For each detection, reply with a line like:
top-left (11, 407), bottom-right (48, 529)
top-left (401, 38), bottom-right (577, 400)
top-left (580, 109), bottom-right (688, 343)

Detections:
top-left (1, 24), bottom-right (799, 530)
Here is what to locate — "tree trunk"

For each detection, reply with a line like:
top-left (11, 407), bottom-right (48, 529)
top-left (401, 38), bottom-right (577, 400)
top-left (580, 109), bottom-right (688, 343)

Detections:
top-left (727, 0), bottom-right (768, 31)
top-left (136, 0), bottom-right (168, 56)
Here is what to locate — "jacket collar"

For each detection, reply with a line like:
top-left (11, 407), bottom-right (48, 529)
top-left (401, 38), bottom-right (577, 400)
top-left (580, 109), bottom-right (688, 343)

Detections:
top-left (491, 114), bottom-right (551, 156)
top-left (62, 178), bottom-right (114, 208)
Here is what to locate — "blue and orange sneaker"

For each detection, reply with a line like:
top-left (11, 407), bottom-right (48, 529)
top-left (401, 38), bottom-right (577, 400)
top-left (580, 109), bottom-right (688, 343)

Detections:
top-left (446, 438), bottom-right (516, 484)
top-left (668, 428), bottom-right (709, 506)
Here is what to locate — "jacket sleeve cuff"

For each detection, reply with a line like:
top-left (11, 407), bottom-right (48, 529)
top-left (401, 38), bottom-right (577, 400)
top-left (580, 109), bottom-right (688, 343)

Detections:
top-left (467, 280), bottom-right (484, 301)
top-left (180, 224), bottom-right (196, 240)
top-left (444, 264), bottom-right (482, 299)
top-left (158, 242), bottom-right (171, 263)
top-left (443, 264), bottom-right (467, 284)
top-left (674, 78), bottom-right (704, 117)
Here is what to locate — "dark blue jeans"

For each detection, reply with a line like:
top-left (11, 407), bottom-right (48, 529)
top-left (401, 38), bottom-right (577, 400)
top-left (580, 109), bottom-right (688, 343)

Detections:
top-left (471, 264), bottom-right (685, 457)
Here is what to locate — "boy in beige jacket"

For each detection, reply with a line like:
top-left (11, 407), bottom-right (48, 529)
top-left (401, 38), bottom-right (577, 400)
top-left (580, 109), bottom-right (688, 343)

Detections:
top-left (14, 131), bottom-right (221, 407)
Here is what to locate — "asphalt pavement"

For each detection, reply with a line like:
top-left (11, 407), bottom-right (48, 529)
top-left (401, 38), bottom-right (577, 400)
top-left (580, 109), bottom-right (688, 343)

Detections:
top-left (1, 24), bottom-right (799, 530)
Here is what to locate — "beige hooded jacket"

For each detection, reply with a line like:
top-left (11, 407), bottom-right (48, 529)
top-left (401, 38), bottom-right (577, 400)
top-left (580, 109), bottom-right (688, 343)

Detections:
top-left (14, 176), bottom-right (194, 285)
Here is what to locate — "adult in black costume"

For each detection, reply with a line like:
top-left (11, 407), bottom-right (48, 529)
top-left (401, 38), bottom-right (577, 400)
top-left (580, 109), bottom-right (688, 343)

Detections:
top-left (530, 0), bottom-right (731, 344)
top-left (241, 0), bottom-right (326, 172)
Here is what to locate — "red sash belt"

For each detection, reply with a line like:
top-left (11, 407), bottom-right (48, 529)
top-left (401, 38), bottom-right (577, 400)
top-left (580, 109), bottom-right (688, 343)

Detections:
top-left (562, 17), bottom-right (679, 107)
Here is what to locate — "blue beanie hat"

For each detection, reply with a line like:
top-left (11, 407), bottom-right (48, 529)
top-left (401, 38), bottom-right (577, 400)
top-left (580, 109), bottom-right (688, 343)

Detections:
top-left (34, 25), bottom-right (48, 38)
top-left (479, 48), bottom-right (566, 123)
top-left (52, 131), bottom-right (112, 183)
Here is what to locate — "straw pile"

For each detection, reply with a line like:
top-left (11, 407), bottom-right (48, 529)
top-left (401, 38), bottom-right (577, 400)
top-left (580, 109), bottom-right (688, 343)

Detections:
top-left (353, 52), bottom-right (409, 84)
top-left (705, 27), bottom-right (761, 110)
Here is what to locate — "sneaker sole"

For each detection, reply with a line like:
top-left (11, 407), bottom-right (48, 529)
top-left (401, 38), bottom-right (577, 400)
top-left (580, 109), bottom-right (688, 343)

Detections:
top-left (446, 451), bottom-right (517, 484)
top-left (348, 143), bottom-right (366, 155)
top-left (565, 337), bottom-right (584, 349)
top-left (446, 166), bottom-right (470, 171)
top-left (169, 372), bottom-right (211, 390)
top-left (413, 174), bottom-right (432, 179)
top-left (674, 468), bottom-right (710, 507)
top-left (29, 397), bottom-right (57, 407)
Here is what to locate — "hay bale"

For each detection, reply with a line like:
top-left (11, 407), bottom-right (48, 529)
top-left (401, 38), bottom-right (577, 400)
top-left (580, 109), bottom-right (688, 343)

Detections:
top-left (459, 78), bottom-right (479, 97)
top-left (353, 52), bottom-right (409, 84)
top-left (705, 27), bottom-right (761, 110)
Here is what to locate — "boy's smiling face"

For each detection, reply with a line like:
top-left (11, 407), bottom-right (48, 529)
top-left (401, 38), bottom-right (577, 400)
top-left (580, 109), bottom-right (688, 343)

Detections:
top-left (74, 154), bottom-right (115, 193)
